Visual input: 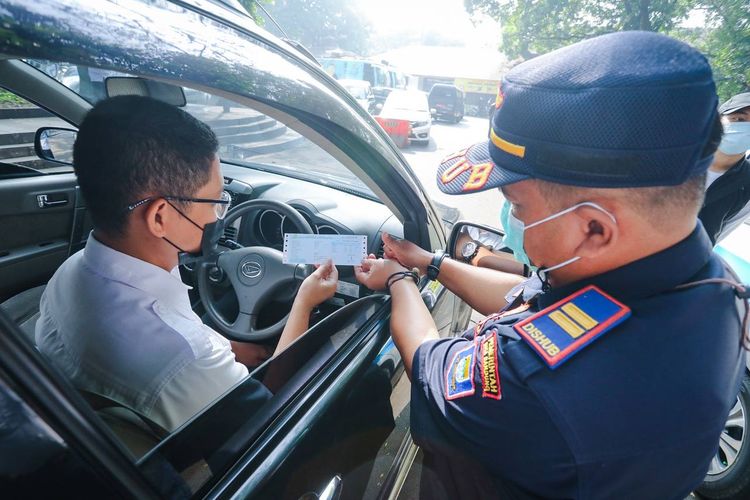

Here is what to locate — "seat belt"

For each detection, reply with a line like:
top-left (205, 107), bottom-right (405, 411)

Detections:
top-left (80, 390), bottom-right (168, 439)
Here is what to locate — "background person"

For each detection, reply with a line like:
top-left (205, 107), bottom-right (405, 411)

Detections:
top-left (698, 92), bottom-right (750, 244)
top-left (35, 96), bottom-right (338, 433)
top-left (355, 32), bottom-right (746, 499)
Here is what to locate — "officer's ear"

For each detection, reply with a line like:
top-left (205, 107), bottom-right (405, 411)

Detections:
top-left (572, 204), bottom-right (619, 259)
top-left (144, 198), bottom-right (172, 238)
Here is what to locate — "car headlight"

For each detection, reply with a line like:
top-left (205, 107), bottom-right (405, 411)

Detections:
top-left (411, 121), bottom-right (428, 128)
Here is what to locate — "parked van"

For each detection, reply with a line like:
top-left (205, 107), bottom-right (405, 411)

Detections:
top-left (428, 84), bottom-right (464, 123)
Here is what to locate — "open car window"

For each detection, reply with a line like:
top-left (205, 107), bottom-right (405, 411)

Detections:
top-left (137, 295), bottom-right (387, 497)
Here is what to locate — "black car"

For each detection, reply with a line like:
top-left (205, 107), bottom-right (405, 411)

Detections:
top-left (427, 84), bottom-right (464, 123)
top-left (0, 1), bottom-right (471, 498)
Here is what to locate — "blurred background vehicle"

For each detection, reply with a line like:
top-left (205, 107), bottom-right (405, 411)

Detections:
top-left (320, 55), bottom-right (407, 110)
top-left (428, 83), bottom-right (464, 123)
top-left (375, 89), bottom-right (432, 147)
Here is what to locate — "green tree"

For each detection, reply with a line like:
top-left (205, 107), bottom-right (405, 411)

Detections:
top-left (693, 0), bottom-right (750, 99)
top-left (465, 0), bottom-right (693, 59)
top-left (237, 0), bottom-right (269, 24)
top-left (259, 0), bottom-right (371, 56)
top-left (464, 0), bottom-right (748, 100)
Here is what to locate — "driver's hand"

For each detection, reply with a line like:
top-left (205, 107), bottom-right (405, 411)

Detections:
top-left (382, 233), bottom-right (432, 275)
top-left (354, 257), bottom-right (409, 291)
top-left (297, 260), bottom-right (338, 309)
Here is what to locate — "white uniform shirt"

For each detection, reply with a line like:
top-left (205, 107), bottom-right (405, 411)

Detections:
top-left (35, 234), bottom-right (248, 432)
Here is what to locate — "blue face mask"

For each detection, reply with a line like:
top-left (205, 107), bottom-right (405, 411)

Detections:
top-left (500, 199), bottom-right (617, 279)
top-left (718, 121), bottom-right (750, 155)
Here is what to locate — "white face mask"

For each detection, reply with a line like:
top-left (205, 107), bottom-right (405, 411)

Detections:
top-left (718, 121), bottom-right (750, 155)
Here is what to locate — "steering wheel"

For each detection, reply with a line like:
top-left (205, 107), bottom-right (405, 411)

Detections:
top-left (197, 199), bottom-right (314, 341)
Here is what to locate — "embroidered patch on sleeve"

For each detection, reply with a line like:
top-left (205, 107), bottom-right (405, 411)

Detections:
top-left (480, 332), bottom-right (501, 400)
top-left (445, 342), bottom-right (477, 400)
top-left (513, 285), bottom-right (631, 369)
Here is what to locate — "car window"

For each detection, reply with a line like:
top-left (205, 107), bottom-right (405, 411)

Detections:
top-left (137, 296), bottom-right (385, 497)
top-left (25, 61), bottom-right (377, 199)
top-left (0, 86), bottom-right (73, 177)
top-left (430, 86), bottom-right (455, 99)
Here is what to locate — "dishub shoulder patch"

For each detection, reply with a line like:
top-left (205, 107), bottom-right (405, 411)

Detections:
top-left (513, 285), bottom-right (630, 369)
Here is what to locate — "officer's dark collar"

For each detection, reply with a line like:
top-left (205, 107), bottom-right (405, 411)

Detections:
top-left (537, 222), bottom-right (714, 308)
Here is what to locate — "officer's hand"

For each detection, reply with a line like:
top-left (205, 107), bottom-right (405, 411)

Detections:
top-left (354, 257), bottom-right (408, 291)
top-left (382, 233), bottom-right (432, 275)
top-left (296, 260), bottom-right (338, 309)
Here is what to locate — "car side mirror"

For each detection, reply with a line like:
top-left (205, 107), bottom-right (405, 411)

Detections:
top-left (447, 221), bottom-right (525, 275)
top-left (430, 108), bottom-right (437, 115)
top-left (375, 102), bottom-right (383, 113)
top-left (34, 127), bottom-right (77, 165)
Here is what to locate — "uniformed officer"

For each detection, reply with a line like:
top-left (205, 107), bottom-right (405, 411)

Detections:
top-left (354, 31), bottom-right (748, 499)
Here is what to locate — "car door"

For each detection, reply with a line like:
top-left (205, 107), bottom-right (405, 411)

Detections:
top-left (0, 90), bottom-right (80, 303)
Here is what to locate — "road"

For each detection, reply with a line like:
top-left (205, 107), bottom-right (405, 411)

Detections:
top-left (400, 116), bottom-right (504, 229)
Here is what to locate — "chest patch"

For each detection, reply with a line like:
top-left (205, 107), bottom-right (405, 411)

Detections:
top-left (513, 285), bottom-right (630, 369)
top-left (445, 342), bottom-right (477, 400)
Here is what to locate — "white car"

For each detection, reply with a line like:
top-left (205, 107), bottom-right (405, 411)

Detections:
top-left (380, 89), bottom-right (432, 146)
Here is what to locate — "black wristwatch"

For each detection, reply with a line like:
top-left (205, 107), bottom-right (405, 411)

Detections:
top-left (461, 240), bottom-right (480, 264)
top-left (427, 250), bottom-right (447, 280)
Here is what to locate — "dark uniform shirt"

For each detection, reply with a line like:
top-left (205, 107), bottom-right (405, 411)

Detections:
top-left (411, 225), bottom-right (746, 499)
top-left (699, 156), bottom-right (750, 244)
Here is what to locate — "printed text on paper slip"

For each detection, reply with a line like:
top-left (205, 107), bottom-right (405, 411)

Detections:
top-left (282, 234), bottom-right (367, 266)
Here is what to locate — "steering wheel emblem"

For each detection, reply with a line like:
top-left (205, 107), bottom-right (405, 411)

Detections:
top-left (241, 260), bottom-right (263, 279)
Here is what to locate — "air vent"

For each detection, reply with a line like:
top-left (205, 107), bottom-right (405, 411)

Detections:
top-left (224, 225), bottom-right (238, 240)
top-left (317, 225), bottom-right (339, 235)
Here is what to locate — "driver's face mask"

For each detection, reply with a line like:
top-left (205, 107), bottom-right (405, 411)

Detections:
top-left (163, 201), bottom-right (224, 266)
top-left (500, 199), bottom-right (617, 295)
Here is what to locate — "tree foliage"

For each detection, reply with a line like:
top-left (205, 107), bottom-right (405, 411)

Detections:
top-left (259, 0), bottom-right (370, 56)
top-left (464, 0), bottom-right (748, 100)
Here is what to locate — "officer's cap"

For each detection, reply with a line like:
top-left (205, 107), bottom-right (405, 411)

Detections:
top-left (437, 31), bottom-right (718, 195)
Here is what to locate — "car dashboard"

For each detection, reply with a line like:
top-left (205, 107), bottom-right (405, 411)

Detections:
top-left (184, 162), bottom-right (402, 308)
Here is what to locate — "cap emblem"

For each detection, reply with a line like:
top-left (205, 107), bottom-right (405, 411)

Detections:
top-left (495, 82), bottom-right (505, 110)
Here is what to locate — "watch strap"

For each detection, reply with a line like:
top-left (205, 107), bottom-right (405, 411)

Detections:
top-left (427, 251), bottom-right (447, 280)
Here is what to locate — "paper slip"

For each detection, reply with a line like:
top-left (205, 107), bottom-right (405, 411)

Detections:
top-left (283, 234), bottom-right (367, 266)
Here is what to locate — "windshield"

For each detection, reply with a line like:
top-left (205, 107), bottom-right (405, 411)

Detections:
top-left (26, 61), bottom-right (376, 198)
top-left (384, 91), bottom-right (429, 113)
top-left (320, 58), bottom-right (365, 81)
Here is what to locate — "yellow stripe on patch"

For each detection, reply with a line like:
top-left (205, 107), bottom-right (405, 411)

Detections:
top-left (561, 303), bottom-right (599, 330)
top-left (549, 311), bottom-right (585, 338)
top-left (490, 129), bottom-right (526, 158)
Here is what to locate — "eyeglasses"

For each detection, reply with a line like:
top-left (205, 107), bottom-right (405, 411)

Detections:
top-left (126, 191), bottom-right (232, 219)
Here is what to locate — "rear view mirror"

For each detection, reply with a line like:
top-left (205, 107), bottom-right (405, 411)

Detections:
top-left (447, 221), bottom-right (525, 275)
top-left (34, 127), bottom-right (77, 165)
top-left (105, 77), bottom-right (186, 107)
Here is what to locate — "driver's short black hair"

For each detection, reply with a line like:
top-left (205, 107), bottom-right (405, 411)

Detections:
top-left (73, 95), bottom-right (219, 236)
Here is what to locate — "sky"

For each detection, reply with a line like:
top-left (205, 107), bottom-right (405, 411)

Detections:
top-left (354, 0), bottom-right (503, 51)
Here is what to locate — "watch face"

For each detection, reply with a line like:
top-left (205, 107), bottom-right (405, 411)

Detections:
top-left (462, 241), bottom-right (477, 258)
